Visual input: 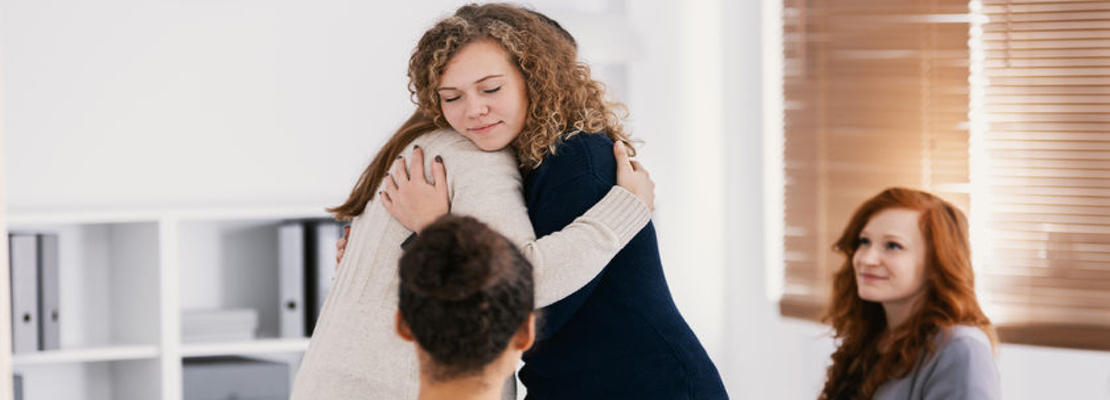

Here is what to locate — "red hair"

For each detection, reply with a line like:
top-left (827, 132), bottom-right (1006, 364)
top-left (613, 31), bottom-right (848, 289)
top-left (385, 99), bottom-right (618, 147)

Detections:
top-left (819, 187), bottom-right (997, 400)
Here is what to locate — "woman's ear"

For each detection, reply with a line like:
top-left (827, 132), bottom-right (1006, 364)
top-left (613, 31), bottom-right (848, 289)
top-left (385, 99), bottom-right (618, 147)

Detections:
top-left (513, 313), bottom-right (536, 351)
top-left (396, 310), bottom-right (415, 342)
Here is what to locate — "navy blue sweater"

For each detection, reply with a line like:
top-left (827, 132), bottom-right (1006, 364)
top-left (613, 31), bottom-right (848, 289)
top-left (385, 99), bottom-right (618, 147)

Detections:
top-left (518, 133), bottom-right (728, 400)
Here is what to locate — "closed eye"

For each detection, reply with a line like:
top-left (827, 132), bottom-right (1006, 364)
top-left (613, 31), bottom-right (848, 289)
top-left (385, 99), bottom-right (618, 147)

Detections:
top-left (484, 86), bottom-right (502, 94)
top-left (442, 95), bottom-right (461, 102)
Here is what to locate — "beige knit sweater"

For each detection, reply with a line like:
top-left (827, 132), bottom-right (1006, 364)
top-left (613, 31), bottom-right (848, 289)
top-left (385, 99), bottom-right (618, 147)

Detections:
top-left (290, 129), bottom-right (650, 400)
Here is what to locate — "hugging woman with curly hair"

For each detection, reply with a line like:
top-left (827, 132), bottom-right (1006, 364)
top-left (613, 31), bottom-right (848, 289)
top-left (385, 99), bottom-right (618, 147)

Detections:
top-left (291, 3), bottom-right (725, 400)
top-left (373, 3), bottom-right (727, 399)
top-left (820, 188), bottom-right (1001, 400)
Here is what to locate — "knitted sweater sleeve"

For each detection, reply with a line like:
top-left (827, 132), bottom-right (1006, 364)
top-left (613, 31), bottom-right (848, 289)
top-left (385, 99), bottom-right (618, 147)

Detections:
top-left (442, 141), bottom-right (650, 308)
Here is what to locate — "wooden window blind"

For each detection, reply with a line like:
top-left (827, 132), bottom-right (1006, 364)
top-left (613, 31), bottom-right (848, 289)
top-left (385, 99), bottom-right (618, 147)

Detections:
top-left (780, 0), bottom-right (973, 319)
top-left (780, 0), bottom-right (1110, 350)
top-left (973, 0), bottom-right (1110, 350)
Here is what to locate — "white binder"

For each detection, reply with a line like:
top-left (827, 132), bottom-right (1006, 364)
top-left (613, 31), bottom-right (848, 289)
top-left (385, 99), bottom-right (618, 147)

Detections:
top-left (9, 234), bottom-right (40, 353)
top-left (39, 234), bottom-right (61, 350)
top-left (278, 220), bottom-right (341, 337)
top-left (278, 223), bottom-right (306, 338)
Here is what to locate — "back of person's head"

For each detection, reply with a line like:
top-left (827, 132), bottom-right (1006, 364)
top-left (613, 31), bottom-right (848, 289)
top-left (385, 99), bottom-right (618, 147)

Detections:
top-left (397, 215), bottom-right (534, 381)
top-left (820, 187), bottom-right (996, 400)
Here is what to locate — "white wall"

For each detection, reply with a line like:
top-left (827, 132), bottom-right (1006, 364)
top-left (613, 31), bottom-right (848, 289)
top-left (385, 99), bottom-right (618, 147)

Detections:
top-left (0, 3), bottom-right (13, 398)
top-left (626, 1), bottom-right (836, 398)
top-left (3, 0), bottom-right (1110, 399)
top-left (1, 0), bottom-right (464, 210)
top-left (0, 0), bottom-right (632, 211)
top-left (627, 0), bottom-right (729, 361)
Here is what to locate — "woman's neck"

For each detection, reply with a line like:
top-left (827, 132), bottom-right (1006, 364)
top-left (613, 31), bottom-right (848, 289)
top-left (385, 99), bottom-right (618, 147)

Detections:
top-left (878, 291), bottom-right (928, 352)
top-left (417, 374), bottom-right (504, 400)
top-left (881, 290), bottom-right (926, 331)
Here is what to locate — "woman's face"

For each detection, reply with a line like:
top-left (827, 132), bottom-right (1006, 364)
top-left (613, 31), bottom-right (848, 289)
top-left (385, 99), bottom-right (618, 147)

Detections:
top-left (437, 39), bottom-right (529, 151)
top-left (853, 208), bottom-right (929, 306)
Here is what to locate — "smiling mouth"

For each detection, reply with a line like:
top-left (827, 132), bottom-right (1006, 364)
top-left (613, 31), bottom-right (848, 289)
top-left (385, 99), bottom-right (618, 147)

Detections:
top-left (470, 122), bottom-right (501, 133)
top-left (859, 273), bottom-right (888, 281)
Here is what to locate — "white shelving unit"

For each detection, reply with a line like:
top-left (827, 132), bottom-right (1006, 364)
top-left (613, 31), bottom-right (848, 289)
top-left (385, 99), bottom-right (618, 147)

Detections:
top-left (11, 345), bottom-right (161, 366)
top-left (7, 206), bottom-right (328, 400)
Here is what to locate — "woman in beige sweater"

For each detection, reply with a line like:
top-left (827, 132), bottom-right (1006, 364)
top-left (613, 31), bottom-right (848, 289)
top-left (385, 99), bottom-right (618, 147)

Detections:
top-left (290, 5), bottom-right (652, 399)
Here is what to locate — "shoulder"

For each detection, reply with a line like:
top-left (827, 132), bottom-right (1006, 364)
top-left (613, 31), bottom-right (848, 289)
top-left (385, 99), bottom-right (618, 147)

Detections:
top-left (558, 131), bottom-right (616, 152)
top-left (534, 132), bottom-right (616, 185)
top-left (412, 128), bottom-right (517, 169)
top-left (927, 325), bottom-right (996, 373)
top-left (917, 325), bottom-right (999, 398)
top-left (412, 128), bottom-right (470, 147)
top-left (413, 128), bottom-right (488, 155)
top-left (936, 325), bottom-right (994, 359)
top-left (403, 129), bottom-right (521, 197)
top-left (549, 132), bottom-right (616, 166)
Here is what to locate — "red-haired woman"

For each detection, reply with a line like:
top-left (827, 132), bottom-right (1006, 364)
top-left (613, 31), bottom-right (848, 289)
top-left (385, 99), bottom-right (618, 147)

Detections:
top-left (820, 187), bottom-right (1001, 400)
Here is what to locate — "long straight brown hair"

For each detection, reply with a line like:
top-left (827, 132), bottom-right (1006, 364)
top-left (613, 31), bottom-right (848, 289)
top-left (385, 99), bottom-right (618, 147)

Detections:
top-left (328, 110), bottom-right (436, 220)
top-left (819, 187), bottom-right (997, 400)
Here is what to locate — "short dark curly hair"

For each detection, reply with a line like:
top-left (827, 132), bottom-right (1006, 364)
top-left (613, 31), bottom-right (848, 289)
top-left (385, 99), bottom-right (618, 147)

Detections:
top-left (398, 215), bottom-right (534, 381)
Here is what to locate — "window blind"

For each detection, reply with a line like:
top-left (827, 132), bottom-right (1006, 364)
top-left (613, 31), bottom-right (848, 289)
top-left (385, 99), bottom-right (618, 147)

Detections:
top-left (780, 0), bottom-right (972, 318)
top-left (780, 0), bottom-right (1110, 350)
top-left (973, 0), bottom-right (1110, 349)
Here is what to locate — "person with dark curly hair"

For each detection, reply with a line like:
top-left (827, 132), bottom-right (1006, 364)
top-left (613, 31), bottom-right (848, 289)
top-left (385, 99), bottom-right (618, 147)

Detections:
top-left (395, 215), bottom-right (535, 400)
top-left (381, 3), bottom-right (727, 399)
top-left (820, 188), bottom-right (1000, 400)
top-left (291, 4), bottom-right (657, 400)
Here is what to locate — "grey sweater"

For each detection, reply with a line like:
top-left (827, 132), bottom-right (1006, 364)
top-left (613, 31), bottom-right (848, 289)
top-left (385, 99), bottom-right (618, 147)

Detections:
top-left (872, 325), bottom-right (1001, 400)
top-left (289, 129), bottom-right (650, 400)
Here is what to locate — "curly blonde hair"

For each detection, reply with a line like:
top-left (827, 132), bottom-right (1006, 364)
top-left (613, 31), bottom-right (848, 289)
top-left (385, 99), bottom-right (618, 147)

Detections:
top-left (410, 3), bottom-right (633, 169)
top-left (331, 3), bottom-right (633, 220)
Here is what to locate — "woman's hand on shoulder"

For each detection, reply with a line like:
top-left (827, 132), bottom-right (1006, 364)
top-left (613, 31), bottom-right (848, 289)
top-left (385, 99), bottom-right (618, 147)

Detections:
top-left (382, 146), bottom-right (450, 233)
top-left (614, 140), bottom-right (655, 211)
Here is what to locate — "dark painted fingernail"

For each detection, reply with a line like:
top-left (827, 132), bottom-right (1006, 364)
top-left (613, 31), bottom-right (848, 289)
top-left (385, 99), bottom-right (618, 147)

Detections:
top-left (435, 155), bottom-right (443, 163)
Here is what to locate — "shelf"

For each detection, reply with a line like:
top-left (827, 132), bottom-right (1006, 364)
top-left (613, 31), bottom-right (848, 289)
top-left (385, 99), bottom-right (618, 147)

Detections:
top-left (14, 358), bottom-right (161, 400)
top-left (180, 338), bottom-right (310, 358)
top-left (5, 210), bottom-right (324, 400)
top-left (12, 345), bottom-right (161, 366)
top-left (7, 204), bottom-right (331, 226)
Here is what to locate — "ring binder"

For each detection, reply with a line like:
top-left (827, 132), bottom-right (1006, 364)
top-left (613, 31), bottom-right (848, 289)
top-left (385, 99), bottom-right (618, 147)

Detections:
top-left (9, 234), bottom-right (40, 354)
